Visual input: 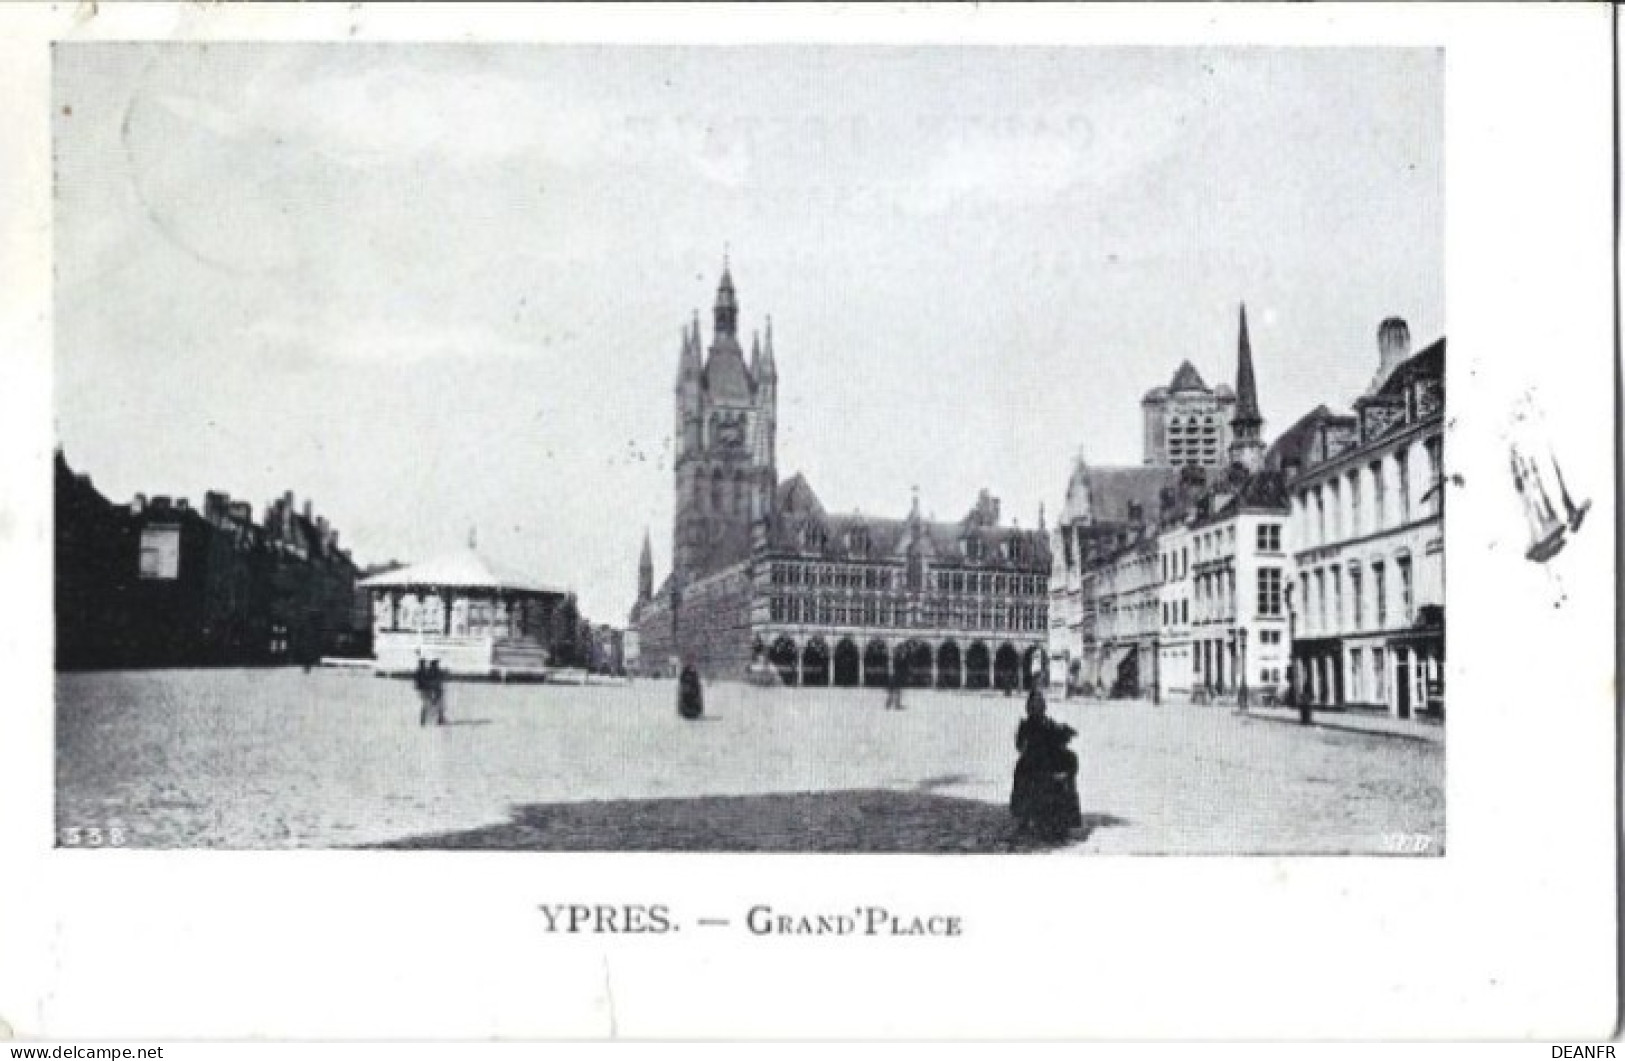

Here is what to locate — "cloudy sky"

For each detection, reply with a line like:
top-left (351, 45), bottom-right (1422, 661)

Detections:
top-left (54, 45), bottom-right (1442, 623)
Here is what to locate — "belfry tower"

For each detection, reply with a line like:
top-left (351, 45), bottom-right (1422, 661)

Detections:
top-left (672, 262), bottom-right (778, 586)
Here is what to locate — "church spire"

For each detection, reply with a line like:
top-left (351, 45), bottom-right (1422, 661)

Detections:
top-left (1229, 302), bottom-right (1266, 472)
top-left (637, 528), bottom-right (654, 604)
top-left (1234, 302), bottom-right (1261, 429)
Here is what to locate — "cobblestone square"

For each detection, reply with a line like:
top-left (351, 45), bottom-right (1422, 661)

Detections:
top-left (56, 669), bottom-right (1443, 854)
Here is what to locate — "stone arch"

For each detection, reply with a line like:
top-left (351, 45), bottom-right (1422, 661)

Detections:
top-left (899, 639), bottom-right (933, 688)
top-left (966, 641), bottom-right (992, 690)
top-left (769, 636), bottom-right (798, 686)
top-left (833, 637), bottom-right (861, 688)
top-left (863, 640), bottom-right (890, 688)
top-left (936, 641), bottom-right (963, 689)
top-left (801, 637), bottom-right (831, 687)
top-left (994, 642), bottom-right (1021, 692)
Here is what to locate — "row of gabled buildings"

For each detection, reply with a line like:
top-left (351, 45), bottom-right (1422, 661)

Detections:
top-left (1050, 311), bottom-right (1445, 720)
top-left (58, 451), bottom-right (626, 677)
top-left (55, 450), bottom-right (371, 669)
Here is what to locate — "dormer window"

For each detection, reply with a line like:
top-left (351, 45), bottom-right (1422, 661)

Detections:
top-left (964, 536), bottom-right (985, 562)
top-left (847, 527), bottom-right (871, 555)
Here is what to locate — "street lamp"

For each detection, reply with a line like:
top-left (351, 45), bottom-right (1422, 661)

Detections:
top-left (1237, 627), bottom-right (1249, 713)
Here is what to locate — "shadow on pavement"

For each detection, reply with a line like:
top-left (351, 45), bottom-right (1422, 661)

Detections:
top-left (365, 789), bottom-right (1130, 853)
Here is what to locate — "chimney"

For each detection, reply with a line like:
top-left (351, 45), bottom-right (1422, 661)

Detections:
top-left (303, 498), bottom-right (313, 520)
top-left (152, 495), bottom-right (172, 511)
top-left (175, 498), bottom-right (191, 513)
top-left (1376, 317), bottom-right (1411, 386)
top-left (131, 493), bottom-right (146, 514)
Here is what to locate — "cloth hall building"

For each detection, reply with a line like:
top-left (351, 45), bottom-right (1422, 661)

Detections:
top-left (630, 267), bottom-right (1052, 688)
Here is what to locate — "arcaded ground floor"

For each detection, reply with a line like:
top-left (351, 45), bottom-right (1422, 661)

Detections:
top-left (56, 669), bottom-right (1443, 854)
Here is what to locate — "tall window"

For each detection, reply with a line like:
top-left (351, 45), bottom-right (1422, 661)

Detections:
top-left (1396, 447), bottom-right (1411, 523)
top-left (1370, 461), bottom-right (1386, 531)
top-left (1314, 569), bottom-right (1326, 631)
top-left (1425, 436), bottom-right (1444, 516)
top-left (1299, 572), bottom-right (1311, 632)
top-left (1257, 524), bottom-right (1281, 553)
top-left (1330, 565), bottom-right (1342, 633)
top-left (1372, 647), bottom-right (1387, 700)
top-left (1397, 554), bottom-right (1414, 623)
top-left (1349, 565), bottom-right (1363, 629)
top-left (1373, 562), bottom-right (1387, 628)
top-left (1315, 487), bottom-right (1326, 545)
top-left (1347, 471), bottom-right (1362, 538)
top-left (1257, 567), bottom-right (1283, 617)
top-left (1350, 648), bottom-right (1364, 700)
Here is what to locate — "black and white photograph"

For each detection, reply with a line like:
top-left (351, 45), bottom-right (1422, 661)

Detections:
top-left (51, 41), bottom-right (1448, 857)
top-left (1, 1), bottom-right (1615, 1043)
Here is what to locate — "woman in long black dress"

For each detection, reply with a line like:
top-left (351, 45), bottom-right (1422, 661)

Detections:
top-left (678, 663), bottom-right (704, 720)
top-left (1010, 686), bottom-right (1083, 839)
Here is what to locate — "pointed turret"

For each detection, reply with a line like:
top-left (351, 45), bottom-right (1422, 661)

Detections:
top-left (677, 317), bottom-right (701, 382)
top-left (714, 258), bottom-right (738, 338)
top-left (750, 331), bottom-right (762, 378)
top-left (675, 315), bottom-right (703, 460)
top-left (1229, 302), bottom-right (1266, 472)
top-left (759, 315), bottom-right (777, 380)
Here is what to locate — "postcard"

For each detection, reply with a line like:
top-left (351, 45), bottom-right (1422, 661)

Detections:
top-left (0, 2), bottom-right (1614, 1041)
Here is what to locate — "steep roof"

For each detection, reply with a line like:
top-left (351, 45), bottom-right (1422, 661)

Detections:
top-left (359, 547), bottom-right (565, 595)
top-left (1060, 461), bottom-right (1180, 525)
top-left (702, 336), bottom-right (756, 403)
top-left (774, 472), bottom-right (824, 517)
top-left (762, 476), bottom-right (1049, 569)
top-left (1169, 360), bottom-right (1208, 392)
top-left (1266, 404), bottom-right (1354, 472)
top-left (1192, 467), bottom-right (1291, 527)
top-left (1375, 337), bottom-right (1445, 400)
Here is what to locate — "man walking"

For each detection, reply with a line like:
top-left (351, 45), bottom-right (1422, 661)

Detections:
top-left (426, 660), bottom-right (447, 725)
top-left (884, 663), bottom-right (905, 711)
top-left (414, 658), bottom-right (435, 726)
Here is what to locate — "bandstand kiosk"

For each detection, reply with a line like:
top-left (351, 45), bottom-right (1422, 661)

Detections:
top-left (361, 547), bottom-right (567, 681)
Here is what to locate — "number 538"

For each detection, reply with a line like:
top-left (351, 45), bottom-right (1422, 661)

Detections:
top-left (60, 825), bottom-right (126, 847)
